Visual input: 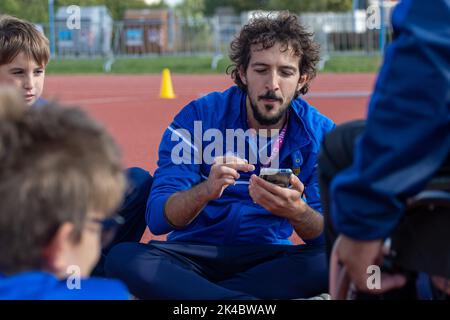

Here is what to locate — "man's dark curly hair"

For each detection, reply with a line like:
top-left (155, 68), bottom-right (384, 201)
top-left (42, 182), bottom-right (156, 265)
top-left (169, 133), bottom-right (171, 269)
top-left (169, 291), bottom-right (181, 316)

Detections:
top-left (228, 11), bottom-right (320, 96)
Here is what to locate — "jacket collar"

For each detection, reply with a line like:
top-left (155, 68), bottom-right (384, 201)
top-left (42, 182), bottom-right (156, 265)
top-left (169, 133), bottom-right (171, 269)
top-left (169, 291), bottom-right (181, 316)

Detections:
top-left (280, 98), bottom-right (312, 162)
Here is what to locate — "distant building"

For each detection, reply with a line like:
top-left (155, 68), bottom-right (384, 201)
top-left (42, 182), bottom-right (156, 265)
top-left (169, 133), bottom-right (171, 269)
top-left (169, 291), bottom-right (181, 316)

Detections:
top-left (55, 6), bottom-right (113, 56)
top-left (122, 9), bottom-right (175, 54)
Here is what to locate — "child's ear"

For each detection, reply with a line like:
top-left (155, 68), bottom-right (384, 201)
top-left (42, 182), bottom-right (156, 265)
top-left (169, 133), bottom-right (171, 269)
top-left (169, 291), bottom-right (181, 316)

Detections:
top-left (42, 222), bottom-right (75, 278)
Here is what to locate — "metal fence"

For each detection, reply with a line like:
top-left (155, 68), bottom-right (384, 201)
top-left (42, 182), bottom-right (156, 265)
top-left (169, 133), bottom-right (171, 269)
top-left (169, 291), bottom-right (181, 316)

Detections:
top-left (37, 10), bottom-right (394, 59)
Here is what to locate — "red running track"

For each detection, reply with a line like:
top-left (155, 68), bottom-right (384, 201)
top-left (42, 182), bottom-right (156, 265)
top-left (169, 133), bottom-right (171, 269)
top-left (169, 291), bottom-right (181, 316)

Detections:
top-left (44, 73), bottom-right (376, 173)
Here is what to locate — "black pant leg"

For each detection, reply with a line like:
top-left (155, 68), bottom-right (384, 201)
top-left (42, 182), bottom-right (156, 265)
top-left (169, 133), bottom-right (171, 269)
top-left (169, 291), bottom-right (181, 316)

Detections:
top-left (92, 167), bottom-right (153, 276)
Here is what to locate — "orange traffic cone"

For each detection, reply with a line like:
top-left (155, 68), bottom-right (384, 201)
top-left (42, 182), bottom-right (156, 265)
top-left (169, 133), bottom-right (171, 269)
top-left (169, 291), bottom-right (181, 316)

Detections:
top-left (159, 68), bottom-right (176, 99)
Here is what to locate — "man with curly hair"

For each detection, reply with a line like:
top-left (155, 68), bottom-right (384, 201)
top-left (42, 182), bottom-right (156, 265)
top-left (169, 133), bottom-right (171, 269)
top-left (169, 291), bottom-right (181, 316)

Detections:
top-left (106, 11), bottom-right (334, 300)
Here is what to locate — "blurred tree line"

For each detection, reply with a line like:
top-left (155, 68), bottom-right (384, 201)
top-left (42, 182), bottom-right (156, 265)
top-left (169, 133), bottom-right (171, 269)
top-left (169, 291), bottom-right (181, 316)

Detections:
top-left (204, 0), bottom-right (353, 16)
top-left (0, 0), bottom-right (352, 23)
top-left (0, 0), bottom-right (168, 23)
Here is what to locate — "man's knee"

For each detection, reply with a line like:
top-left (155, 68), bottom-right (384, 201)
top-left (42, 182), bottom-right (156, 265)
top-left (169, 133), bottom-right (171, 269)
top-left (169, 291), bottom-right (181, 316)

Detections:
top-left (125, 167), bottom-right (153, 199)
top-left (116, 167), bottom-right (153, 217)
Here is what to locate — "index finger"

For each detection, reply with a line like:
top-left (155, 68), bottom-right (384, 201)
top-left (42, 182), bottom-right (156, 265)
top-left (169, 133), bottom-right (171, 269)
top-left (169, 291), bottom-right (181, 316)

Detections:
top-left (214, 156), bottom-right (255, 172)
top-left (214, 155), bottom-right (248, 165)
top-left (224, 162), bottom-right (255, 172)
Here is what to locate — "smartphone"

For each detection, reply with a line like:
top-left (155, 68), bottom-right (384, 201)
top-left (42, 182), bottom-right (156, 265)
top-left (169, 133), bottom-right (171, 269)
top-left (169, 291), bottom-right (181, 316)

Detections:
top-left (259, 168), bottom-right (293, 188)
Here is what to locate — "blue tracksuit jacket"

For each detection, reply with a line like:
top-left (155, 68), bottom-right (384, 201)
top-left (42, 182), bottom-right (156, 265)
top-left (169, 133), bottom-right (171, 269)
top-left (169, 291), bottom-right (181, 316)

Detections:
top-left (147, 86), bottom-right (335, 246)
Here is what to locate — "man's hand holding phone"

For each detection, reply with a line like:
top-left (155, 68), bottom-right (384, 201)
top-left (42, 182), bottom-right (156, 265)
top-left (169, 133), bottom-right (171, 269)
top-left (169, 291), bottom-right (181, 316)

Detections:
top-left (249, 170), bottom-right (307, 221)
top-left (204, 155), bottom-right (255, 201)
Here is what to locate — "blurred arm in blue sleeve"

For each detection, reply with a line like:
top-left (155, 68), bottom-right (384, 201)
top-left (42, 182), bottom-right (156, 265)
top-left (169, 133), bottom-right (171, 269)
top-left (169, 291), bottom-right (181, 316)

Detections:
top-left (330, 0), bottom-right (450, 240)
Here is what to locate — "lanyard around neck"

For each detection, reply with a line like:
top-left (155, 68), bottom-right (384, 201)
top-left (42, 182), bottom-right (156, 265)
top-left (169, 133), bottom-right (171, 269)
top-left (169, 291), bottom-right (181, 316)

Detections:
top-left (247, 114), bottom-right (289, 168)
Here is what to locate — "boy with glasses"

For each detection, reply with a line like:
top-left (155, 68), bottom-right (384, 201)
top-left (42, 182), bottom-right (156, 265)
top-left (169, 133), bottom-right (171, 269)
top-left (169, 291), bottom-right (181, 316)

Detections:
top-left (0, 88), bottom-right (129, 299)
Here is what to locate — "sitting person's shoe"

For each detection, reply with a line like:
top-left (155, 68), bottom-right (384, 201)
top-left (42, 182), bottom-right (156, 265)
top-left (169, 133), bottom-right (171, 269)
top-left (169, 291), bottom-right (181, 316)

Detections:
top-left (293, 293), bottom-right (331, 300)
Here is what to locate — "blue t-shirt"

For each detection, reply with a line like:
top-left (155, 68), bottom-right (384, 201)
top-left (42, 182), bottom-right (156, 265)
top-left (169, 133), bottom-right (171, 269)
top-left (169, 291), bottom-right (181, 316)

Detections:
top-left (32, 97), bottom-right (48, 108)
top-left (0, 271), bottom-right (130, 300)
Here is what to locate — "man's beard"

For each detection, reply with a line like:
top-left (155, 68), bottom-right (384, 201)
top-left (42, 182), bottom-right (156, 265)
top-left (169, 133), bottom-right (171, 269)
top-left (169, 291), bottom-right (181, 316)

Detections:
top-left (249, 91), bottom-right (290, 126)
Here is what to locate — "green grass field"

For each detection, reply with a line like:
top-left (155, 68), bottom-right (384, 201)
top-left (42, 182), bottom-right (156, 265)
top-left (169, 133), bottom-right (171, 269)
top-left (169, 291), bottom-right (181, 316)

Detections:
top-left (45, 54), bottom-right (382, 75)
top-left (321, 54), bottom-right (382, 73)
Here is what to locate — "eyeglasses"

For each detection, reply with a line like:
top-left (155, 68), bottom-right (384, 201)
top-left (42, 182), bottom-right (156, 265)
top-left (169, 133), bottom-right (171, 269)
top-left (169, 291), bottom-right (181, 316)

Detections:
top-left (89, 215), bottom-right (125, 248)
